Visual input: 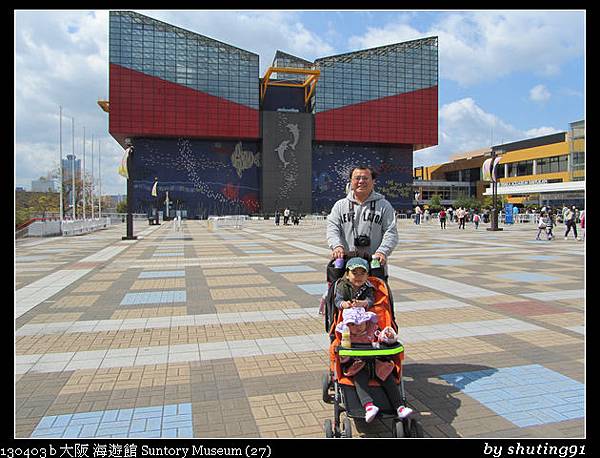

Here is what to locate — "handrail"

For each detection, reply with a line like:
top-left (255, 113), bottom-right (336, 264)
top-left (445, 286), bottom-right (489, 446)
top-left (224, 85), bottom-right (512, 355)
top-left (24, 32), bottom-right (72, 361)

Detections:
top-left (16, 217), bottom-right (60, 231)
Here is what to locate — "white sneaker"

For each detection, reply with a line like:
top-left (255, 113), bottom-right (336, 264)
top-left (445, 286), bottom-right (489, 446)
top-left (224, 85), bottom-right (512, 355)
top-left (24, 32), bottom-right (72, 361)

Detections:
top-left (397, 405), bottom-right (413, 419)
top-left (365, 404), bottom-right (379, 423)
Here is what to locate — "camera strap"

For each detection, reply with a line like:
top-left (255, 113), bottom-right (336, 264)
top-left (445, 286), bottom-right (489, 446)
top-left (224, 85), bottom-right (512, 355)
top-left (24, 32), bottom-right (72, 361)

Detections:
top-left (349, 200), bottom-right (377, 240)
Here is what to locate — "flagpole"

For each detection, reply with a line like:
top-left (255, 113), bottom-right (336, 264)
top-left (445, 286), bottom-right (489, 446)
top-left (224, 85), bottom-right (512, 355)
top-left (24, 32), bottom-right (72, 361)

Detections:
top-left (91, 134), bottom-right (95, 220)
top-left (59, 106), bottom-right (64, 222)
top-left (71, 117), bottom-right (76, 219)
top-left (82, 126), bottom-right (86, 220)
top-left (98, 139), bottom-right (102, 219)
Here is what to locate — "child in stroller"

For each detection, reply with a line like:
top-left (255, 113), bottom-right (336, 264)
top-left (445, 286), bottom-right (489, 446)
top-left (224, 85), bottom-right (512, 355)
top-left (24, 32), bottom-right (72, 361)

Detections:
top-left (322, 256), bottom-right (422, 438)
top-left (336, 305), bottom-right (413, 423)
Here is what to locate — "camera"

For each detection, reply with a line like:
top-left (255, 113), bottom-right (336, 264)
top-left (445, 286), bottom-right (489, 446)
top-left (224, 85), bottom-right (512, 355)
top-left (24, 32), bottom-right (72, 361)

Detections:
top-left (354, 235), bottom-right (371, 247)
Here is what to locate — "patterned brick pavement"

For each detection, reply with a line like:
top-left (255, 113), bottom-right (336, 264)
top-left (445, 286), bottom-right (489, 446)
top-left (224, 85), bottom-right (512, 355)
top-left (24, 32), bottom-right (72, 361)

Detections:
top-left (14, 218), bottom-right (585, 438)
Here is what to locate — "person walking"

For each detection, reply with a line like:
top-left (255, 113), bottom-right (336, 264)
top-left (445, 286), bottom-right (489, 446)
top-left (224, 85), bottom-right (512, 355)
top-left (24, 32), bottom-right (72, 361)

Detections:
top-left (564, 206), bottom-right (578, 240)
top-left (327, 165), bottom-right (398, 271)
top-left (274, 209), bottom-right (281, 226)
top-left (447, 206), bottom-right (454, 224)
top-left (457, 207), bottom-right (466, 230)
top-left (439, 208), bottom-right (447, 229)
top-left (424, 208), bottom-right (430, 224)
top-left (536, 213), bottom-right (548, 240)
top-left (546, 210), bottom-right (555, 240)
top-left (579, 209), bottom-right (585, 241)
top-left (283, 207), bottom-right (290, 225)
top-left (473, 211), bottom-right (481, 229)
top-left (414, 205), bottom-right (422, 225)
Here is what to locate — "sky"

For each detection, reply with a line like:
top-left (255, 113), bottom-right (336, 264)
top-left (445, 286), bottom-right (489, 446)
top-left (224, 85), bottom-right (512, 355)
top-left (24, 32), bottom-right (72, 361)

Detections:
top-left (14, 9), bottom-right (585, 196)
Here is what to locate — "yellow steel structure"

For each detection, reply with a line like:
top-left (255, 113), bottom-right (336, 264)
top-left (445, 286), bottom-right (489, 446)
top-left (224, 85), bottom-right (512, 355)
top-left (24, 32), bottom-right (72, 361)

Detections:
top-left (97, 100), bottom-right (110, 113)
top-left (260, 67), bottom-right (320, 105)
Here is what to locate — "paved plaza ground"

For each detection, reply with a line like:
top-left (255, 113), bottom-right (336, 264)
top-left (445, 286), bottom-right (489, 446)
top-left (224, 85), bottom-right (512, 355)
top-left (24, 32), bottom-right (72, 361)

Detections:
top-left (14, 217), bottom-right (585, 439)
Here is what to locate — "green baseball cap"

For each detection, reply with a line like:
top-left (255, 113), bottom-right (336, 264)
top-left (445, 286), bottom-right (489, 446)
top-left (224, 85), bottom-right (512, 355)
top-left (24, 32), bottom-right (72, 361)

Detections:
top-left (346, 257), bottom-right (369, 271)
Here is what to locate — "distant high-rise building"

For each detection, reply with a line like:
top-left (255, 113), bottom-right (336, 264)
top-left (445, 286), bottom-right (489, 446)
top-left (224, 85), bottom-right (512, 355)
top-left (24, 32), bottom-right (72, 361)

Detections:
top-left (62, 154), bottom-right (82, 204)
top-left (31, 177), bottom-right (57, 193)
top-left (62, 154), bottom-right (81, 183)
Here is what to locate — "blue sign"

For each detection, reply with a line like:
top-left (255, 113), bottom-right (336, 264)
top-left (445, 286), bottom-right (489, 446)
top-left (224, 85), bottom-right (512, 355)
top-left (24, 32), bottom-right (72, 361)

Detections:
top-left (504, 203), bottom-right (514, 224)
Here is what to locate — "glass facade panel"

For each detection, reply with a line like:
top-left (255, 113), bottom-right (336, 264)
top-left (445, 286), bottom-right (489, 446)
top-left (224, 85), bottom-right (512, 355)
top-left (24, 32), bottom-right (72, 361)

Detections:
top-left (312, 37), bottom-right (438, 146)
top-left (109, 10), bottom-right (259, 110)
top-left (109, 10), bottom-right (260, 141)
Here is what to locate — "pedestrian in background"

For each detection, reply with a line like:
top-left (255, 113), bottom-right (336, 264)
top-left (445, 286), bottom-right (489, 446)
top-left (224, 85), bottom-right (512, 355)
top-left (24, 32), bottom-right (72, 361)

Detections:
top-left (439, 208), bottom-right (447, 229)
top-left (414, 205), bottom-right (422, 225)
top-left (564, 206), bottom-right (578, 240)
top-left (473, 212), bottom-right (481, 229)
top-left (275, 209), bottom-right (281, 226)
top-left (457, 207), bottom-right (466, 230)
top-left (536, 213), bottom-right (548, 240)
top-left (579, 209), bottom-right (585, 241)
top-left (546, 211), bottom-right (555, 240)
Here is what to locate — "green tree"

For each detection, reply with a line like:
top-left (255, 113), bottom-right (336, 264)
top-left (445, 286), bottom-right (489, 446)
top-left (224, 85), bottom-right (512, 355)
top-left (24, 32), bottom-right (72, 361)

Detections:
top-left (482, 194), bottom-right (509, 210)
top-left (34, 195), bottom-right (59, 218)
top-left (16, 208), bottom-right (32, 227)
top-left (454, 194), bottom-right (481, 210)
top-left (116, 198), bottom-right (128, 214)
top-left (428, 194), bottom-right (442, 212)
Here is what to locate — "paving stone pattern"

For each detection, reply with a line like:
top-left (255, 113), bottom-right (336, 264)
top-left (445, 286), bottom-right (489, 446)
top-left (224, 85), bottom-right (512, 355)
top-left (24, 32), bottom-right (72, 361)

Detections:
top-left (15, 218), bottom-right (585, 438)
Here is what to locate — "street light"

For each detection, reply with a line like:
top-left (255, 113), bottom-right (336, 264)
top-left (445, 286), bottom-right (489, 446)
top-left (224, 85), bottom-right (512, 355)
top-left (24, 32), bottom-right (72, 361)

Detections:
top-left (122, 138), bottom-right (137, 240)
top-left (487, 149), bottom-right (504, 232)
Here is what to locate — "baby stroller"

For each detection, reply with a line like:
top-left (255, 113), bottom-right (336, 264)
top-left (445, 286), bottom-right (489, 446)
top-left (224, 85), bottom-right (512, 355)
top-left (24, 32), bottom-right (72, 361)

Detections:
top-left (321, 256), bottom-right (423, 438)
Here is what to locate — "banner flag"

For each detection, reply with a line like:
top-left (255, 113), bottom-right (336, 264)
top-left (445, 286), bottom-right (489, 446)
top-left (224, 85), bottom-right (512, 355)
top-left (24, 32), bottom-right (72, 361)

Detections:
top-left (118, 147), bottom-right (132, 179)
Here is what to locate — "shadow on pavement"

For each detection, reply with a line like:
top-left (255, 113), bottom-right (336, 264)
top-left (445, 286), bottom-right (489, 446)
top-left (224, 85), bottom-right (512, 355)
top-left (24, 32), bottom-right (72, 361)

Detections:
top-left (351, 362), bottom-right (498, 438)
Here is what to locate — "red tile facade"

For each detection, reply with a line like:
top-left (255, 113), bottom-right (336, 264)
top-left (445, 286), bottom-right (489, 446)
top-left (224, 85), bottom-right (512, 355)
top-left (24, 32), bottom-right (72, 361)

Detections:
top-left (314, 86), bottom-right (438, 147)
top-left (109, 64), bottom-right (260, 141)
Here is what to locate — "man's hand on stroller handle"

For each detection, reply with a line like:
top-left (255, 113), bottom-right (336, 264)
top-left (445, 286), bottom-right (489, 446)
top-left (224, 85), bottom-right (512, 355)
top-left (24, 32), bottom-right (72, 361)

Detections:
top-left (332, 246), bottom-right (345, 259)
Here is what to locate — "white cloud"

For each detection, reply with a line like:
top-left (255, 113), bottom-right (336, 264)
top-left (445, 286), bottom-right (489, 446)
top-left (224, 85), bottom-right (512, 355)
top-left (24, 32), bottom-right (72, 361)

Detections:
top-left (15, 11), bottom-right (133, 195)
top-left (15, 10), bottom-right (580, 195)
top-left (525, 126), bottom-right (560, 137)
top-left (347, 11), bottom-right (584, 87)
top-left (529, 84), bottom-right (551, 103)
top-left (414, 98), bottom-right (561, 167)
top-left (15, 10), bottom-right (334, 195)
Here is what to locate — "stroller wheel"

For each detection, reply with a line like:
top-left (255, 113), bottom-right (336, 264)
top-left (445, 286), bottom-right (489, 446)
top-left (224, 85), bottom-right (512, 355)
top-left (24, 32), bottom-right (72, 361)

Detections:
top-left (342, 417), bottom-right (352, 438)
top-left (408, 418), bottom-right (424, 438)
top-left (324, 419), bottom-right (334, 438)
top-left (393, 420), bottom-right (406, 438)
top-left (322, 372), bottom-right (333, 404)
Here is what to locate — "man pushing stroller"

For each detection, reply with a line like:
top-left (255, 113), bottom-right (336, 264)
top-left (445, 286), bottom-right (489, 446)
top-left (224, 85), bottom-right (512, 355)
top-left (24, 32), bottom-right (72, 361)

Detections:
top-left (327, 165), bottom-right (398, 269)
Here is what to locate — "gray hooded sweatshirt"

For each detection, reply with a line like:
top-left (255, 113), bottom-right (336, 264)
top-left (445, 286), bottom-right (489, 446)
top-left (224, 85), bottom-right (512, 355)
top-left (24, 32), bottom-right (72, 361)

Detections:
top-left (326, 190), bottom-right (398, 258)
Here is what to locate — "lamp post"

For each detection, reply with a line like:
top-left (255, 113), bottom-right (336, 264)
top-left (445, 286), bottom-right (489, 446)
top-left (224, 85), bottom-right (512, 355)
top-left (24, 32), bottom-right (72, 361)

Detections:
top-left (122, 139), bottom-right (137, 240)
top-left (487, 149), bottom-right (504, 232)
